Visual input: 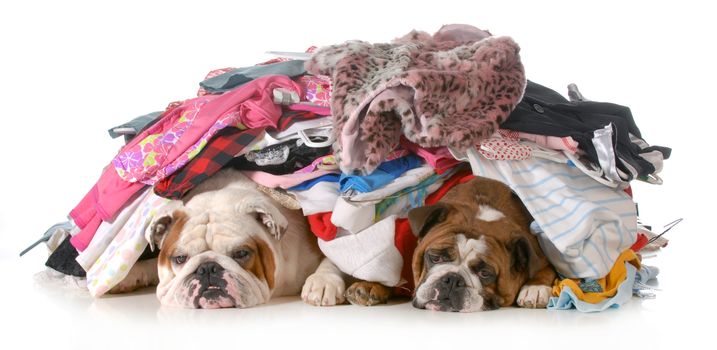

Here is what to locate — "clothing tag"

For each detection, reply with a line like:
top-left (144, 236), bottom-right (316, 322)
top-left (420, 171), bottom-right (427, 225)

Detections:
top-left (110, 127), bottom-right (137, 135)
top-left (273, 88), bottom-right (300, 105)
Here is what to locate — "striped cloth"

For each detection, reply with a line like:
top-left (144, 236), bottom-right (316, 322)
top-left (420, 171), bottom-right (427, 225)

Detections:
top-left (464, 147), bottom-right (637, 279)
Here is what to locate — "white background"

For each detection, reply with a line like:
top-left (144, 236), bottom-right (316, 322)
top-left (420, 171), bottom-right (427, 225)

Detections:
top-left (0, 0), bottom-right (714, 349)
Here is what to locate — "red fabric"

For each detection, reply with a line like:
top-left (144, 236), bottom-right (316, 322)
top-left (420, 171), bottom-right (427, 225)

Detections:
top-left (630, 233), bottom-right (648, 252)
top-left (623, 186), bottom-right (633, 198)
top-left (275, 109), bottom-right (324, 131)
top-left (393, 218), bottom-right (417, 297)
top-left (307, 212), bottom-right (337, 241)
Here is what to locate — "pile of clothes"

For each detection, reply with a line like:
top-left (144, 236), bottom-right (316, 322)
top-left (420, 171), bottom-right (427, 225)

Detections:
top-left (26, 24), bottom-right (673, 312)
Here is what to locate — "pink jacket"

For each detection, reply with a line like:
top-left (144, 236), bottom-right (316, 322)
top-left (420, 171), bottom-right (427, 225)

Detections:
top-left (113, 75), bottom-right (302, 185)
top-left (70, 75), bottom-right (301, 251)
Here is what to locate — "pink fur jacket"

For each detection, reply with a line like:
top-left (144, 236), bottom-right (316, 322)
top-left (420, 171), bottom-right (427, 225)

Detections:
top-left (305, 24), bottom-right (526, 174)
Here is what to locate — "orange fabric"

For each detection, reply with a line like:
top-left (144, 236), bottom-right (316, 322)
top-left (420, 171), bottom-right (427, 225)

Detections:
top-left (552, 249), bottom-right (641, 304)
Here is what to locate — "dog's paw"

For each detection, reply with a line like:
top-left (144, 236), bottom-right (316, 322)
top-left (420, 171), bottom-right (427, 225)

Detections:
top-left (301, 272), bottom-right (346, 306)
top-left (108, 259), bottom-right (158, 294)
top-left (345, 281), bottom-right (391, 306)
top-left (108, 274), bottom-right (154, 294)
top-left (516, 285), bottom-right (552, 309)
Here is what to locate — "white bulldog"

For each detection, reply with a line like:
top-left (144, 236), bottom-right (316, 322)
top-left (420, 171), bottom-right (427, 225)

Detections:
top-left (120, 168), bottom-right (344, 308)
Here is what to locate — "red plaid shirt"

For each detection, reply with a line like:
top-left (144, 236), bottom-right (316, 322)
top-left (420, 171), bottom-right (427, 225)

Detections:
top-left (154, 127), bottom-right (264, 199)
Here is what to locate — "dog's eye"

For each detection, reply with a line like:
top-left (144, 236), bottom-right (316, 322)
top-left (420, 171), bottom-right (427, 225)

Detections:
top-left (173, 255), bottom-right (188, 265)
top-left (474, 267), bottom-right (496, 282)
top-left (427, 253), bottom-right (444, 264)
top-left (232, 248), bottom-right (252, 261)
top-left (477, 269), bottom-right (494, 280)
top-left (471, 261), bottom-right (496, 281)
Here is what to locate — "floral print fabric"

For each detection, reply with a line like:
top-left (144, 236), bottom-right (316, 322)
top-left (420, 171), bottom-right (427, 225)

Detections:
top-left (112, 75), bottom-right (302, 185)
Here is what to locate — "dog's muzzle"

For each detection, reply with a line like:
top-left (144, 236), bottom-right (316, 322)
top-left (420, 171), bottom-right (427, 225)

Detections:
top-left (420, 272), bottom-right (468, 312)
top-left (192, 261), bottom-right (234, 307)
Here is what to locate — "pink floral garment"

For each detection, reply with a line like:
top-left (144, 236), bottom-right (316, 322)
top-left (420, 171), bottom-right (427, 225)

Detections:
top-left (296, 74), bottom-right (332, 107)
top-left (112, 75), bottom-right (302, 185)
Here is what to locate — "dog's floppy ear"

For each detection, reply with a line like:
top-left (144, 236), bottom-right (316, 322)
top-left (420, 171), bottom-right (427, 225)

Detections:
top-left (408, 204), bottom-right (450, 239)
top-left (236, 199), bottom-right (289, 239)
top-left (505, 234), bottom-right (541, 279)
top-left (145, 200), bottom-right (185, 252)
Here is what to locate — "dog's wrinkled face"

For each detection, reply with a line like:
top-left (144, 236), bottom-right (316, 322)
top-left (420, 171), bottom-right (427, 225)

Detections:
top-left (146, 200), bottom-right (285, 309)
top-left (414, 232), bottom-right (494, 312)
top-left (410, 204), bottom-right (539, 312)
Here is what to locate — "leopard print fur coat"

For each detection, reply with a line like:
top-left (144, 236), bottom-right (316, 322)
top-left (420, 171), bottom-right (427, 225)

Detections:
top-left (305, 24), bottom-right (526, 175)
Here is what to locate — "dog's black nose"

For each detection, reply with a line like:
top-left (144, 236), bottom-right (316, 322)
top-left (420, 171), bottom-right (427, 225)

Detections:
top-left (439, 272), bottom-right (466, 296)
top-left (196, 261), bottom-right (224, 277)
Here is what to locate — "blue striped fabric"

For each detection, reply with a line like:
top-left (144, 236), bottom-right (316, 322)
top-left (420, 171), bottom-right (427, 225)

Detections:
top-left (465, 147), bottom-right (637, 279)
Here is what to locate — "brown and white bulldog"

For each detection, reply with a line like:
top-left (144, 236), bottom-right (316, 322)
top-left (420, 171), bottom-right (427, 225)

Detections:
top-left (408, 177), bottom-right (557, 312)
top-left (126, 168), bottom-right (345, 309)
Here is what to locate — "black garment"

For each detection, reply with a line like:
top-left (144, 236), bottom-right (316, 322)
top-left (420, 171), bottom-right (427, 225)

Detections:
top-left (227, 138), bottom-right (331, 175)
top-left (45, 236), bottom-right (85, 277)
top-left (501, 81), bottom-right (671, 181)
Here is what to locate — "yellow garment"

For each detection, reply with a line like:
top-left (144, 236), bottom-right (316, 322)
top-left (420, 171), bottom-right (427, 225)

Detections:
top-left (552, 250), bottom-right (641, 304)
